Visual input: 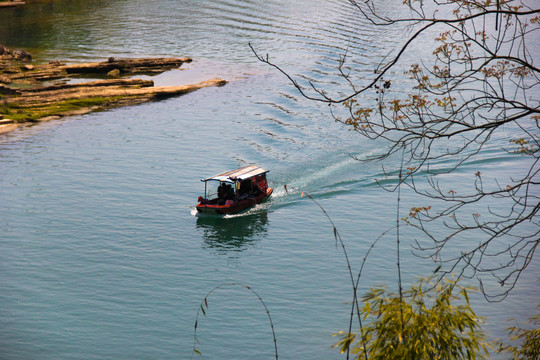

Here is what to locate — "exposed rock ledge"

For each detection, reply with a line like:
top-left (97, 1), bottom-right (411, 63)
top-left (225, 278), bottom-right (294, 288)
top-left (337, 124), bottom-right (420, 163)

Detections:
top-left (0, 1), bottom-right (25, 8)
top-left (0, 47), bottom-right (227, 135)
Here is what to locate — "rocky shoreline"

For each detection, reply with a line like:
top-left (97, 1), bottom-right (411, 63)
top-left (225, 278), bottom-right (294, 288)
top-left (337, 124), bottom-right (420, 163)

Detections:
top-left (0, 1), bottom-right (25, 8)
top-left (0, 45), bottom-right (227, 134)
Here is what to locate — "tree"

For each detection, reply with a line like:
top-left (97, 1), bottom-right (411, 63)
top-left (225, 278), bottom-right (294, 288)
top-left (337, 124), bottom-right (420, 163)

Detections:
top-left (333, 277), bottom-right (489, 360)
top-left (252, 0), bottom-right (540, 301)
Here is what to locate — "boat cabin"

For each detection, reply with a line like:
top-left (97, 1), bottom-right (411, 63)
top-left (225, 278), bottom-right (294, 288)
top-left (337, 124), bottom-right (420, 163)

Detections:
top-left (196, 165), bottom-right (273, 215)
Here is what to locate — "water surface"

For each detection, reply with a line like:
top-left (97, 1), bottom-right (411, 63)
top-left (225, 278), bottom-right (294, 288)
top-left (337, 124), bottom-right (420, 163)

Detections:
top-left (1, 1), bottom-right (538, 359)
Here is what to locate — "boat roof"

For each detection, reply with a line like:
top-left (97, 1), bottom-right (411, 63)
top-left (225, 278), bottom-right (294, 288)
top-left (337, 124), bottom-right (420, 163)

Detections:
top-left (201, 165), bottom-right (269, 183)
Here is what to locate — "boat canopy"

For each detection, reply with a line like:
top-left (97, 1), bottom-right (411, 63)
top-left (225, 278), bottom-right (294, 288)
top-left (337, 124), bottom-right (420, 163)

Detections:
top-left (201, 165), bottom-right (269, 183)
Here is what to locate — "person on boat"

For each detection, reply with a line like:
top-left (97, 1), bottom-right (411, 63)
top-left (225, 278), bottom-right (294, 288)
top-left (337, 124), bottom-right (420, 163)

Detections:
top-left (225, 183), bottom-right (235, 201)
top-left (217, 182), bottom-right (225, 199)
top-left (217, 182), bottom-right (235, 205)
top-left (251, 178), bottom-right (262, 196)
top-left (197, 196), bottom-right (208, 205)
top-left (238, 179), bottom-right (253, 198)
top-left (217, 182), bottom-right (226, 205)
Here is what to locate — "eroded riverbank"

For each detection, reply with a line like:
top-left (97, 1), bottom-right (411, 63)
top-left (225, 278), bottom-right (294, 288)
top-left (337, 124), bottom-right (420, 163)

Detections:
top-left (0, 45), bottom-right (226, 134)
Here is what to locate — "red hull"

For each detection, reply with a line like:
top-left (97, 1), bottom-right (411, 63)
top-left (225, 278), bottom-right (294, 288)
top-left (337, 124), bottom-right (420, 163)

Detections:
top-left (196, 188), bottom-right (273, 215)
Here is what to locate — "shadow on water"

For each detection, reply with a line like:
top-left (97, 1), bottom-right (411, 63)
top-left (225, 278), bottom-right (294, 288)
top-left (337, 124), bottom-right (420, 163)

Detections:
top-left (196, 211), bottom-right (269, 253)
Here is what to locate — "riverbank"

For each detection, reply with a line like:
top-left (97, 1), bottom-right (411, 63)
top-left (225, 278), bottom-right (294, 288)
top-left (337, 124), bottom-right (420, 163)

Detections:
top-left (0, 46), bottom-right (227, 135)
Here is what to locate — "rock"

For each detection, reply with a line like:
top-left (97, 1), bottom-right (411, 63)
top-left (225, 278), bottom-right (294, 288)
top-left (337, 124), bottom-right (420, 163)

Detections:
top-left (0, 123), bottom-right (19, 135)
top-left (0, 44), bottom-right (5, 55)
top-left (0, 84), bottom-right (19, 95)
top-left (0, 2), bottom-right (26, 9)
top-left (0, 75), bottom-right (11, 84)
top-left (12, 49), bottom-right (31, 61)
top-left (38, 115), bottom-right (62, 122)
top-left (0, 56), bottom-right (227, 131)
top-left (63, 57), bottom-right (192, 74)
top-left (23, 78), bottom-right (154, 93)
top-left (107, 68), bottom-right (121, 77)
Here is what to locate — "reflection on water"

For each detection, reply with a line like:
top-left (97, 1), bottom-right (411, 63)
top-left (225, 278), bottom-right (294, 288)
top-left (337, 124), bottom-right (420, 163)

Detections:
top-left (196, 211), bottom-right (269, 253)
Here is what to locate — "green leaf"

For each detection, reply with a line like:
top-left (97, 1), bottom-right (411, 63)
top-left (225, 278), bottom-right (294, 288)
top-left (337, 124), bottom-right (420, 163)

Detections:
top-left (340, 333), bottom-right (356, 354)
top-left (363, 300), bottom-right (371, 315)
top-left (462, 288), bottom-right (470, 305)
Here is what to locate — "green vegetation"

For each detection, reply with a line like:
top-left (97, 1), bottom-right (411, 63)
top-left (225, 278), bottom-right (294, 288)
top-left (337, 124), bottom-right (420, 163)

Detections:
top-left (498, 304), bottom-right (540, 360)
top-left (0, 96), bottom-right (119, 122)
top-left (333, 277), bottom-right (489, 360)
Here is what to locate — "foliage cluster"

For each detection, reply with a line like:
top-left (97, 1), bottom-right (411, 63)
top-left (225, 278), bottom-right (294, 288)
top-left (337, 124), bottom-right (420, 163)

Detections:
top-left (334, 277), bottom-right (489, 360)
top-left (498, 304), bottom-right (540, 360)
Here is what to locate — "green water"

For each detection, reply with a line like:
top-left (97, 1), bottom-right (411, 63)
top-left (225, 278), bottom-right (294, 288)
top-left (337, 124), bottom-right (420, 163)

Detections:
top-left (1, 1), bottom-right (538, 359)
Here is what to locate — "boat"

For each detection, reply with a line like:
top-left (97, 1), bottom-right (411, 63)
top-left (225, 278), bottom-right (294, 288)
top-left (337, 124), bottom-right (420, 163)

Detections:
top-left (196, 165), bottom-right (273, 215)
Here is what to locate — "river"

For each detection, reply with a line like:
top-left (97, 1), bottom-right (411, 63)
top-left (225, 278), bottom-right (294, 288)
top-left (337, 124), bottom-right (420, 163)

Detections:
top-left (1, 1), bottom-right (538, 359)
